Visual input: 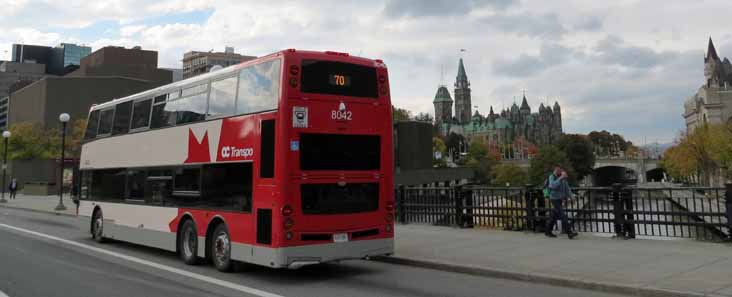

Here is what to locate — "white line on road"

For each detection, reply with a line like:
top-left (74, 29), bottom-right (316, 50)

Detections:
top-left (0, 223), bottom-right (285, 297)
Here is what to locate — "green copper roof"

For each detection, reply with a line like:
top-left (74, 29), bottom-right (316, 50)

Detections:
top-left (433, 86), bottom-right (453, 103)
top-left (457, 58), bottom-right (468, 81)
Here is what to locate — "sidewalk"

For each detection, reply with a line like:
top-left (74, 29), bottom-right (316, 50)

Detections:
top-left (388, 224), bottom-right (732, 297)
top-left (0, 194), bottom-right (77, 216)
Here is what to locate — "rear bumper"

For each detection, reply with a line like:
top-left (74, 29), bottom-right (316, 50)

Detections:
top-left (233, 238), bottom-right (394, 269)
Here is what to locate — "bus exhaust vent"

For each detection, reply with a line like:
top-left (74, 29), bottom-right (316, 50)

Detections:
top-left (257, 209), bottom-right (272, 245)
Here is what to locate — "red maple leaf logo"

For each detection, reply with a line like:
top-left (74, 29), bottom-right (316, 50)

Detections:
top-left (184, 128), bottom-right (210, 163)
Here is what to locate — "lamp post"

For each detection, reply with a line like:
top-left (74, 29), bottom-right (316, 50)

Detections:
top-left (0, 131), bottom-right (10, 203)
top-left (55, 113), bottom-right (70, 211)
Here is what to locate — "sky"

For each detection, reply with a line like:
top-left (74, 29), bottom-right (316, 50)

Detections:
top-left (1, 0), bottom-right (731, 144)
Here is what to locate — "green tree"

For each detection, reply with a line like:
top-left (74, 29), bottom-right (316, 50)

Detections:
top-left (557, 134), bottom-right (595, 180)
top-left (466, 138), bottom-right (498, 184)
top-left (392, 106), bottom-right (411, 122)
top-left (529, 145), bottom-right (575, 185)
top-left (4, 122), bottom-right (58, 160)
top-left (491, 163), bottom-right (528, 186)
top-left (432, 137), bottom-right (447, 168)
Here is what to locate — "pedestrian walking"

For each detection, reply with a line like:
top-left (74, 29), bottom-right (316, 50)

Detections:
top-left (545, 166), bottom-right (578, 239)
top-left (9, 178), bottom-right (18, 199)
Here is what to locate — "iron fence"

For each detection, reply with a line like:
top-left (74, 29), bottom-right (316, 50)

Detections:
top-left (395, 183), bottom-right (732, 242)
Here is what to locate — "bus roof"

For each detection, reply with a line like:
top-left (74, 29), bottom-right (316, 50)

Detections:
top-left (89, 49), bottom-right (386, 112)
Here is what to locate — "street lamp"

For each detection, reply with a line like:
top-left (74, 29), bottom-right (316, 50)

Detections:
top-left (0, 131), bottom-right (10, 203)
top-left (55, 113), bottom-right (70, 211)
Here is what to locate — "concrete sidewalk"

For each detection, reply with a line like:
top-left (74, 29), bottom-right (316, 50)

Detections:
top-left (389, 224), bottom-right (732, 297)
top-left (0, 194), bottom-right (77, 216)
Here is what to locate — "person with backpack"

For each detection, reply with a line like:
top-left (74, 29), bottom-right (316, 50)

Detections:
top-left (545, 166), bottom-right (578, 239)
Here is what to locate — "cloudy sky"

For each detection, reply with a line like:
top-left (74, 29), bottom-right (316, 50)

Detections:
top-left (1, 0), bottom-right (730, 144)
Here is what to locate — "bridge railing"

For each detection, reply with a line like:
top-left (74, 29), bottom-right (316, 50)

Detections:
top-left (395, 183), bottom-right (732, 242)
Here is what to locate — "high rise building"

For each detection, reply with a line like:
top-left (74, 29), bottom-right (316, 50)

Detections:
top-left (182, 47), bottom-right (256, 79)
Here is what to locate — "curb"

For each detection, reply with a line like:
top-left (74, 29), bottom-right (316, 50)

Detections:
top-left (0, 204), bottom-right (77, 218)
top-left (373, 256), bottom-right (706, 297)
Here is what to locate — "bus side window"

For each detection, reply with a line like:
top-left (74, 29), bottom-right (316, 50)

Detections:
top-left (84, 110), bottom-right (100, 140)
top-left (260, 120), bottom-right (275, 178)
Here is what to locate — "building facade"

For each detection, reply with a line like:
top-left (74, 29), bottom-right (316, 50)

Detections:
top-left (11, 43), bottom-right (91, 75)
top-left (0, 61), bottom-right (49, 130)
top-left (182, 47), bottom-right (256, 79)
top-left (435, 58), bottom-right (563, 147)
top-left (66, 46), bottom-right (172, 85)
top-left (684, 38), bottom-right (732, 131)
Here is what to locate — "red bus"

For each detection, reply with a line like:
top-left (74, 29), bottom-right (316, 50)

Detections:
top-left (78, 49), bottom-right (394, 271)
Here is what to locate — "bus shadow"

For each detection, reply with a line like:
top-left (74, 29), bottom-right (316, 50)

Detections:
top-left (89, 238), bottom-right (380, 283)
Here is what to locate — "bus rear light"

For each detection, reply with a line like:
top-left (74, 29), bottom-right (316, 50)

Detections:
top-left (380, 86), bottom-right (388, 95)
top-left (289, 77), bottom-right (298, 88)
top-left (378, 75), bottom-right (386, 84)
top-left (284, 218), bottom-right (295, 230)
top-left (375, 59), bottom-right (384, 64)
top-left (386, 201), bottom-right (394, 212)
top-left (287, 48), bottom-right (296, 53)
top-left (289, 65), bottom-right (300, 75)
top-left (385, 213), bottom-right (393, 223)
top-left (386, 225), bottom-right (393, 233)
top-left (281, 205), bottom-right (293, 216)
top-left (286, 231), bottom-right (293, 240)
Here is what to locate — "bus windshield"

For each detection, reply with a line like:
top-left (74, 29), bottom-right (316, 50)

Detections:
top-left (300, 60), bottom-right (378, 98)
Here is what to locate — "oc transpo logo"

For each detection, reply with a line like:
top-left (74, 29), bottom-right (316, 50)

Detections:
top-left (221, 146), bottom-right (254, 159)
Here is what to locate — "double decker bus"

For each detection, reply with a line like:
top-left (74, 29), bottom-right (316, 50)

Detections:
top-left (78, 49), bottom-right (394, 271)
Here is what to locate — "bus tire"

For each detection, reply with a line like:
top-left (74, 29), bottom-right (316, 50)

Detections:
top-left (91, 209), bottom-right (105, 243)
top-left (211, 223), bottom-right (233, 272)
top-left (178, 219), bottom-right (199, 265)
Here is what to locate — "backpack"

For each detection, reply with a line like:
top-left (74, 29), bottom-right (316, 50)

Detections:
top-left (542, 177), bottom-right (550, 198)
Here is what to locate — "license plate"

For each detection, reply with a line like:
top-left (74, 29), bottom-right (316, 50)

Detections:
top-left (333, 233), bottom-right (348, 243)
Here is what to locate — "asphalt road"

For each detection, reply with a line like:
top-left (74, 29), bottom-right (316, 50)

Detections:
top-left (0, 207), bottom-right (631, 297)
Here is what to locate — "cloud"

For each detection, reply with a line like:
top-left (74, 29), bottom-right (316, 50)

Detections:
top-left (383, 0), bottom-right (514, 18)
top-left (482, 12), bottom-right (567, 39)
top-left (574, 15), bottom-right (603, 31)
top-left (493, 42), bottom-right (576, 76)
top-left (120, 25), bottom-right (147, 37)
top-left (595, 35), bottom-right (677, 68)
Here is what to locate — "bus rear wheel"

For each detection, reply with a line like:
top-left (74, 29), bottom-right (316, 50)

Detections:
top-left (91, 210), bottom-right (105, 243)
top-left (178, 220), bottom-right (199, 265)
top-left (211, 223), bottom-right (233, 272)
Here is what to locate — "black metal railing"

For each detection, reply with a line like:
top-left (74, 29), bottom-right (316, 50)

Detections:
top-left (395, 183), bottom-right (732, 242)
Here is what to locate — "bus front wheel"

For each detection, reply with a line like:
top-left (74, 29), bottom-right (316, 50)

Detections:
top-left (211, 223), bottom-right (233, 272)
top-left (178, 219), bottom-right (199, 265)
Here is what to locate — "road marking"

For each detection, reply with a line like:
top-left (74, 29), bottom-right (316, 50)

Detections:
top-left (0, 223), bottom-right (285, 297)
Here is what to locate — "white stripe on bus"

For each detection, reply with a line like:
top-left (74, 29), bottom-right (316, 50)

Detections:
top-left (0, 223), bottom-right (285, 297)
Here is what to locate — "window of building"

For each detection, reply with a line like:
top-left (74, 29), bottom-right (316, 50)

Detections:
top-left (97, 108), bottom-right (115, 136)
top-left (131, 99), bottom-right (152, 129)
top-left (208, 76), bottom-right (238, 118)
top-left (84, 110), bottom-right (100, 140)
top-left (236, 59), bottom-right (281, 115)
top-left (112, 101), bottom-right (132, 135)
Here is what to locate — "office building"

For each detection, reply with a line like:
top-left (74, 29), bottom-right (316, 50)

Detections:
top-left (11, 43), bottom-right (91, 75)
top-left (182, 47), bottom-right (255, 79)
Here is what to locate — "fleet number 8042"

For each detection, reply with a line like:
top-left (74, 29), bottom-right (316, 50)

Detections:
top-left (331, 110), bottom-right (352, 120)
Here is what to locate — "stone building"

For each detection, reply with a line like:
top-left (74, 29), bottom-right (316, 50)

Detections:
top-left (684, 38), bottom-right (732, 131)
top-left (182, 47), bottom-right (256, 79)
top-left (435, 58), bottom-right (563, 147)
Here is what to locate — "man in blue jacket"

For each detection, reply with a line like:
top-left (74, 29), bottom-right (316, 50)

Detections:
top-left (545, 165), bottom-right (578, 239)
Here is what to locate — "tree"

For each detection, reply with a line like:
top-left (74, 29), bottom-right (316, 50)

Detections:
top-left (4, 122), bottom-right (58, 160)
top-left (557, 134), bottom-right (595, 180)
top-left (491, 163), bottom-right (528, 186)
top-left (528, 145), bottom-right (575, 185)
top-left (662, 123), bottom-right (732, 183)
top-left (432, 137), bottom-right (447, 168)
top-left (445, 132), bottom-right (465, 160)
top-left (588, 130), bottom-right (635, 157)
top-left (392, 106), bottom-right (411, 122)
top-left (466, 137), bottom-right (498, 184)
top-left (414, 112), bottom-right (434, 123)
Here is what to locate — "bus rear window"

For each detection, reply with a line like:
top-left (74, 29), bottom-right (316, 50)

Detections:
top-left (300, 133), bottom-right (380, 171)
top-left (300, 60), bottom-right (378, 98)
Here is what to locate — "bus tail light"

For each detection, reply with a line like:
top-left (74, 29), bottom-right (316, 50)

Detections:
top-left (385, 213), bottom-right (393, 223)
top-left (386, 201), bottom-right (394, 212)
top-left (282, 205), bottom-right (293, 216)
top-left (284, 218), bottom-right (295, 230)
top-left (289, 65), bottom-right (300, 76)
top-left (378, 75), bottom-right (386, 84)
top-left (286, 232), bottom-right (293, 240)
top-left (289, 77), bottom-right (298, 88)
